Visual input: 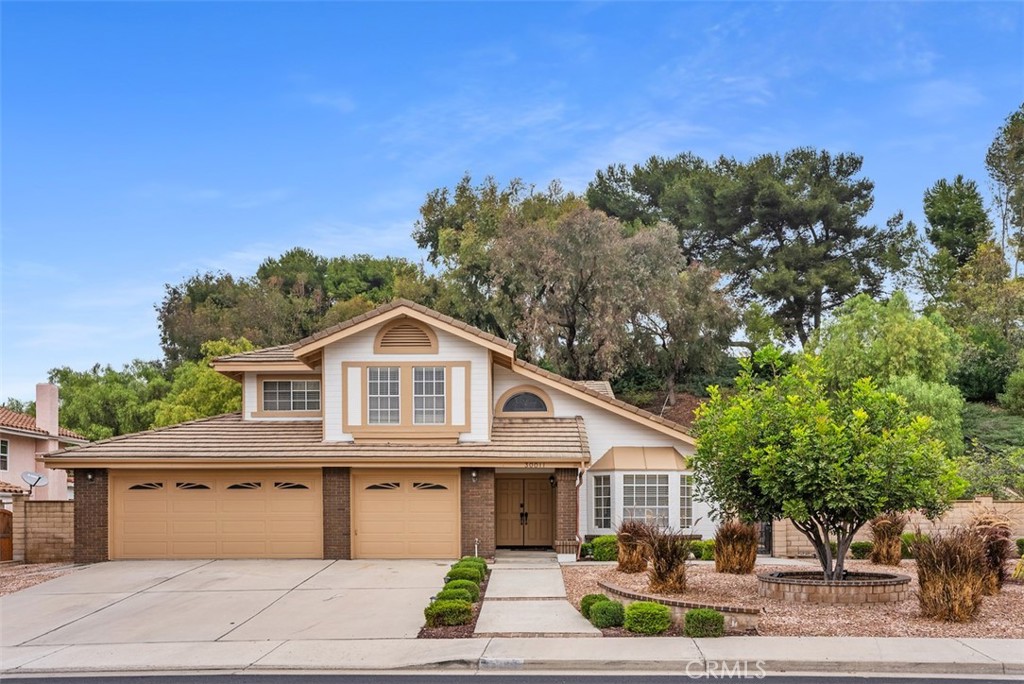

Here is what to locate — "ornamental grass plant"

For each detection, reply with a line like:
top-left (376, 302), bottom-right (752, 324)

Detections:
top-left (869, 512), bottom-right (907, 566)
top-left (713, 520), bottom-right (758, 574)
top-left (616, 520), bottom-right (653, 573)
top-left (914, 527), bottom-right (987, 623)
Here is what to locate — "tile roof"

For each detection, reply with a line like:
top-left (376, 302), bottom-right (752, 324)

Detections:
top-left (511, 359), bottom-right (693, 437)
top-left (46, 413), bottom-right (590, 463)
top-left (0, 481), bottom-right (28, 495)
top-left (0, 407), bottom-right (87, 441)
top-left (580, 381), bottom-right (614, 398)
top-left (214, 344), bottom-right (298, 363)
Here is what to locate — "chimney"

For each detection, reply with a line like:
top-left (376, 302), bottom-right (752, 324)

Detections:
top-left (36, 383), bottom-right (59, 437)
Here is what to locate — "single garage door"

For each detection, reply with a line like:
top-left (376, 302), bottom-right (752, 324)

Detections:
top-left (351, 469), bottom-right (460, 559)
top-left (110, 469), bottom-right (323, 559)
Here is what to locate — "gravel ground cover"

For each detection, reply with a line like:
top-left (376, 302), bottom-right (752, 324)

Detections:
top-left (562, 560), bottom-right (1024, 638)
top-left (0, 562), bottom-right (79, 596)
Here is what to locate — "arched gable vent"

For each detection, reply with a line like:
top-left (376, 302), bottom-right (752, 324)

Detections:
top-left (374, 319), bottom-right (438, 353)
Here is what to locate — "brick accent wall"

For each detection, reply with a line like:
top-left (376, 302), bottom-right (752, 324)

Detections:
top-left (14, 500), bottom-right (75, 563)
top-left (554, 468), bottom-right (579, 553)
top-left (323, 467), bottom-right (351, 559)
top-left (74, 468), bottom-right (109, 563)
top-left (461, 467), bottom-right (495, 558)
top-left (773, 496), bottom-right (1024, 558)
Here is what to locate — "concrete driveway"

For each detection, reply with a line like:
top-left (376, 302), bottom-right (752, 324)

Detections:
top-left (1, 559), bottom-right (450, 649)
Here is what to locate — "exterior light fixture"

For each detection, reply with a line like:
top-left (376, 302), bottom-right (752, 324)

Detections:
top-left (549, 475), bottom-right (557, 488)
top-left (471, 469), bottom-right (478, 483)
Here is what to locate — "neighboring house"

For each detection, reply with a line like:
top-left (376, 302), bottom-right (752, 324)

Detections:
top-left (46, 300), bottom-right (711, 562)
top-left (1, 384), bottom-right (88, 509)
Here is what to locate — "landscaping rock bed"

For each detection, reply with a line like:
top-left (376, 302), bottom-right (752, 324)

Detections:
top-left (0, 562), bottom-right (78, 596)
top-left (562, 560), bottom-right (1024, 638)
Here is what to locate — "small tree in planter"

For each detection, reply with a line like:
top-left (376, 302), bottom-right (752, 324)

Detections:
top-left (693, 348), bottom-right (964, 581)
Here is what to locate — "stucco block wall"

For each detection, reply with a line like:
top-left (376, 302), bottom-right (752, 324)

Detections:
top-left (323, 467), bottom-right (351, 559)
top-left (74, 468), bottom-right (109, 563)
top-left (773, 497), bottom-right (1024, 558)
top-left (461, 467), bottom-right (495, 557)
top-left (12, 498), bottom-right (74, 563)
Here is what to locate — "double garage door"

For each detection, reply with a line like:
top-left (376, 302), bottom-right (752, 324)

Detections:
top-left (110, 470), bottom-right (324, 559)
top-left (110, 468), bottom-right (459, 560)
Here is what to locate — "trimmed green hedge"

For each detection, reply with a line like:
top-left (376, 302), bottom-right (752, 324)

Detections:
top-left (850, 541), bottom-right (874, 560)
top-left (580, 593), bottom-right (610, 619)
top-left (435, 588), bottom-right (473, 603)
top-left (445, 579), bottom-right (480, 601)
top-left (592, 535), bottom-right (618, 561)
top-left (445, 566), bottom-right (483, 584)
top-left (453, 559), bottom-right (487, 576)
top-left (424, 599), bottom-right (472, 627)
top-left (624, 601), bottom-right (672, 634)
top-left (684, 608), bottom-right (724, 637)
top-left (590, 600), bottom-right (625, 628)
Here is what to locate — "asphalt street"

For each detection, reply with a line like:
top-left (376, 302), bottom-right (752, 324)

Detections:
top-left (2, 675), bottom-right (1020, 684)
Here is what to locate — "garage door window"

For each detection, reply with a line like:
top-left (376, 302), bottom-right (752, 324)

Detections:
top-left (366, 481), bottom-right (400, 490)
top-left (128, 482), bottom-right (163, 490)
top-left (275, 481), bottom-right (310, 490)
top-left (176, 482), bottom-right (211, 490)
top-left (227, 481), bottom-right (262, 490)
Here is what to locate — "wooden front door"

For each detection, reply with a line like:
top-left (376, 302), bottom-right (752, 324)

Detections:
top-left (495, 477), bottom-right (554, 547)
top-left (0, 509), bottom-right (12, 561)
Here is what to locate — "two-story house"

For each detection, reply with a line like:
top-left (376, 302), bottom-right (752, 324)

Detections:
top-left (1, 384), bottom-right (88, 509)
top-left (46, 300), bottom-right (711, 562)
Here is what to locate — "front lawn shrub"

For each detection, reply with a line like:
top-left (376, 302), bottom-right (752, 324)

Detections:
top-left (684, 608), bottom-right (724, 637)
top-left (589, 600), bottom-right (625, 628)
top-left (646, 526), bottom-right (692, 594)
top-left (914, 527), bottom-right (987, 622)
top-left (624, 601), bottom-right (672, 634)
top-left (580, 593), bottom-right (610, 619)
top-left (1017, 538), bottom-right (1024, 558)
top-left (454, 559), bottom-right (487, 576)
top-left (714, 521), bottom-right (758, 574)
top-left (445, 579), bottom-right (480, 601)
top-left (461, 555), bottom-right (487, 565)
top-left (445, 566), bottom-right (483, 584)
top-left (617, 520), bottom-right (653, 573)
top-left (971, 512), bottom-right (1013, 594)
top-left (850, 541), bottom-right (874, 560)
top-left (998, 368), bottom-right (1024, 415)
top-left (700, 540), bottom-right (716, 561)
top-left (592, 535), bottom-right (619, 561)
top-left (580, 542), bottom-right (594, 559)
top-left (424, 599), bottom-right (472, 627)
top-left (435, 588), bottom-right (473, 603)
top-left (870, 512), bottom-right (907, 565)
top-left (902, 532), bottom-right (930, 559)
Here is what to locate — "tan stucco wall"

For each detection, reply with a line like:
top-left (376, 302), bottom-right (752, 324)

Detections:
top-left (12, 498), bottom-right (75, 563)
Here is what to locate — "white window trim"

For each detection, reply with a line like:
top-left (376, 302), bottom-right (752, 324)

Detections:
top-left (0, 439), bottom-right (8, 471)
top-left (591, 473), bottom-right (612, 531)
top-left (589, 471), bottom-right (702, 535)
top-left (412, 366), bottom-right (446, 425)
top-left (263, 379), bottom-right (322, 413)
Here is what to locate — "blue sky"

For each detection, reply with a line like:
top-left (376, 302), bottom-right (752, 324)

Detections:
top-left (2, 2), bottom-right (1022, 401)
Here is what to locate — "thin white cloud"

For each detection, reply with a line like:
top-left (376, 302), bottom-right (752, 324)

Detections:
top-left (306, 91), bottom-right (356, 113)
top-left (905, 79), bottom-right (985, 119)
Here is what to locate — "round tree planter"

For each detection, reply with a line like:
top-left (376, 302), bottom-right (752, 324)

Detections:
top-left (757, 571), bottom-right (911, 605)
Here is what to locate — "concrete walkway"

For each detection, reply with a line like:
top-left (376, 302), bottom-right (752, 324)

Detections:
top-left (473, 551), bottom-right (599, 637)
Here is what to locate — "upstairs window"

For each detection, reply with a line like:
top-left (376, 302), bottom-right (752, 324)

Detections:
top-left (368, 366), bottom-right (401, 424)
top-left (263, 379), bottom-right (321, 412)
top-left (413, 366), bottom-right (446, 424)
top-left (0, 439), bottom-right (7, 471)
top-left (495, 385), bottom-right (553, 417)
top-left (503, 392), bottom-right (547, 413)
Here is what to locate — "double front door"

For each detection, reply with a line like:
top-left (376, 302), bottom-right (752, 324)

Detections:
top-left (495, 476), bottom-right (554, 547)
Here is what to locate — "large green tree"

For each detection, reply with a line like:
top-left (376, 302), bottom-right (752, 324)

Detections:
top-left (985, 102), bottom-right (1024, 274)
top-left (48, 361), bottom-right (171, 441)
top-left (589, 149), bottom-right (916, 344)
top-left (633, 262), bottom-right (738, 405)
top-left (151, 338), bottom-right (255, 427)
top-left (693, 349), bottom-right (962, 580)
top-left (923, 175), bottom-right (993, 267)
top-left (491, 208), bottom-right (677, 379)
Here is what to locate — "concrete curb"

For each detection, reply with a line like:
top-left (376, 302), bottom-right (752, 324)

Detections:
top-left (3, 636), bottom-right (1022, 677)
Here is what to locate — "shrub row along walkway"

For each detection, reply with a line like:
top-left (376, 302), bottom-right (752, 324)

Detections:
top-left (473, 550), bottom-right (599, 637)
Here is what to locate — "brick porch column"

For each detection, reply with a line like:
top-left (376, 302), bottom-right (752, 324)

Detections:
top-left (74, 468), bottom-right (108, 563)
top-left (554, 468), bottom-right (579, 553)
top-left (461, 467), bottom-right (495, 558)
top-left (322, 467), bottom-right (351, 559)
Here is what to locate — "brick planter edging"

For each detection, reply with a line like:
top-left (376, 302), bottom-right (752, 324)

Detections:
top-left (598, 580), bottom-right (760, 634)
top-left (757, 571), bottom-right (911, 605)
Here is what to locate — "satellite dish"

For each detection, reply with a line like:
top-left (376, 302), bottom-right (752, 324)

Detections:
top-left (21, 472), bottom-right (48, 488)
